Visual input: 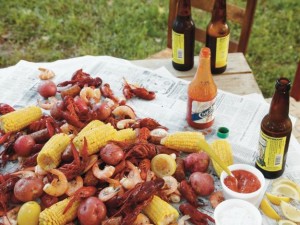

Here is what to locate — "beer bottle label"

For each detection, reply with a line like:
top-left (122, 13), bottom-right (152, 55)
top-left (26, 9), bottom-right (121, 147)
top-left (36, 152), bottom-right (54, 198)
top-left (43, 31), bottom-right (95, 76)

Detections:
top-left (190, 98), bottom-right (215, 124)
top-left (256, 131), bottom-right (286, 172)
top-left (172, 31), bottom-right (184, 64)
top-left (215, 34), bottom-right (229, 68)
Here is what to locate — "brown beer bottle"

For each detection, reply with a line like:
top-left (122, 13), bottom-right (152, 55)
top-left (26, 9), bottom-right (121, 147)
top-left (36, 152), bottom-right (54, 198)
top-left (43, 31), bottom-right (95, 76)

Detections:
top-left (172, 0), bottom-right (195, 71)
top-left (255, 78), bottom-right (292, 179)
top-left (206, 0), bottom-right (230, 74)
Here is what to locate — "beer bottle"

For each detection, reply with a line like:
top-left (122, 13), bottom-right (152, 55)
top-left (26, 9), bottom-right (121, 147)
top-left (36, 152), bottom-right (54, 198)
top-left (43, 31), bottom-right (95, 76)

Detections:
top-left (255, 78), bottom-right (292, 179)
top-left (206, 0), bottom-right (230, 74)
top-left (172, 0), bottom-right (195, 71)
top-left (186, 47), bottom-right (217, 129)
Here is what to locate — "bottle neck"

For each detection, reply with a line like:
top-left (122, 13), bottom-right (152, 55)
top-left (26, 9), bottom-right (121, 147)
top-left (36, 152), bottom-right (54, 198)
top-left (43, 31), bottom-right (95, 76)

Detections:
top-left (177, 0), bottom-right (192, 17)
top-left (269, 78), bottom-right (291, 120)
top-left (211, 0), bottom-right (227, 23)
top-left (194, 54), bottom-right (213, 82)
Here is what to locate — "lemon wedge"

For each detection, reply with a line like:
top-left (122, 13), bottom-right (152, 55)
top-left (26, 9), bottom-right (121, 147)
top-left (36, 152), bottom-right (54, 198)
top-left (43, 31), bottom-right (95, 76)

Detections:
top-left (260, 198), bottom-right (281, 220)
top-left (272, 178), bottom-right (300, 194)
top-left (280, 201), bottom-right (300, 222)
top-left (151, 154), bottom-right (177, 178)
top-left (271, 184), bottom-right (300, 201)
top-left (278, 220), bottom-right (298, 225)
top-left (266, 192), bottom-right (291, 205)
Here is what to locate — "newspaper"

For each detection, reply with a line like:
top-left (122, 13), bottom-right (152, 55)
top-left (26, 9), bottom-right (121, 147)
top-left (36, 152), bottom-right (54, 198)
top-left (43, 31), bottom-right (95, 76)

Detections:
top-left (1, 56), bottom-right (300, 225)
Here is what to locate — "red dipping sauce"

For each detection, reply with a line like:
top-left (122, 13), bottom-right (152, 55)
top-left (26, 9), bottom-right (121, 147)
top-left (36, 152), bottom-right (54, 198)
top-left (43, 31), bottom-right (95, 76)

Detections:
top-left (224, 169), bottom-right (261, 193)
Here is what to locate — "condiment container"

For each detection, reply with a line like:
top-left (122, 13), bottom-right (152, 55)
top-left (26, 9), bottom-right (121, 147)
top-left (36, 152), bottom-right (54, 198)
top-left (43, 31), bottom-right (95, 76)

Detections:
top-left (214, 199), bottom-right (262, 225)
top-left (220, 164), bottom-right (265, 206)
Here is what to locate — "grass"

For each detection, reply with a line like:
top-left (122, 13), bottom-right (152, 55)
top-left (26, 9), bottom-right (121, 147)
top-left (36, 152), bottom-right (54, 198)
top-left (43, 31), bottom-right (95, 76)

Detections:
top-left (0, 0), bottom-right (299, 97)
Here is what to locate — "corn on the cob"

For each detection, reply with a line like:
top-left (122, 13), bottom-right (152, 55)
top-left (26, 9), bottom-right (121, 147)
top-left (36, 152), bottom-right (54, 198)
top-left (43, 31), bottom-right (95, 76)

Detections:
top-left (211, 139), bottom-right (234, 177)
top-left (160, 131), bottom-right (205, 152)
top-left (112, 128), bottom-right (137, 142)
top-left (73, 123), bottom-right (117, 155)
top-left (37, 133), bottom-right (71, 171)
top-left (143, 195), bottom-right (179, 225)
top-left (0, 106), bottom-right (42, 133)
top-left (161, 131), bottom-right (232, 175)
top-left (79, 120), bottom-right (104, 134)
top-left (39, 197), bottom-right (80, 225)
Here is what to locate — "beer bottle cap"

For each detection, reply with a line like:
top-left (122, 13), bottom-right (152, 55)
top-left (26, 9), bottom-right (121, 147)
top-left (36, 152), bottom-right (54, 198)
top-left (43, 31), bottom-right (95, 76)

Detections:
top-left (217, 127), bottom-right (229, 139)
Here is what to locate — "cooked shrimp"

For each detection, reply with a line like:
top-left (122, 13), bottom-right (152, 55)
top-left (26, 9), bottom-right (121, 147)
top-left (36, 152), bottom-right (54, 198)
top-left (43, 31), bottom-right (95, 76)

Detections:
top-left (38, 67), bottom-right (55, 80)
top-left (98, 186), bottom-right (121, 202)
top-left (169, 190), bottom-right (181, 203)
top-left (133, 213), bottom-right (152, 225)
top-left (3, 206), bottom-right (20, 225)
top-left (35, 165), bottom-right (47, 177)
top-left (92, 163), bottom-right (115, 180)
top-left (112, 105), bottom-right (136, 119)
top-left (120, 161), bottom-right (143, 189)
top-left (60, 123), bottom-right (79, 136)
top-left (66, 176), bottom-right (84, 196)
top-left (38, 97), bottom-right (58, 110)
top-left (162, 176), bottom-right (178, 195)
top-left (43, 169), bottom-right (68, 197)
top-left (116, 119), bottom-right (136, 129)
top-left (80, 87), bottom-right (101, 104)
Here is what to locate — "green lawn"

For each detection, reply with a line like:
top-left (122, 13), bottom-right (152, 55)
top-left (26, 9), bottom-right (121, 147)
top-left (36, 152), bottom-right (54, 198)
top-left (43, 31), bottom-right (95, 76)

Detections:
top-left (0, 0), bottom-right (299, 97)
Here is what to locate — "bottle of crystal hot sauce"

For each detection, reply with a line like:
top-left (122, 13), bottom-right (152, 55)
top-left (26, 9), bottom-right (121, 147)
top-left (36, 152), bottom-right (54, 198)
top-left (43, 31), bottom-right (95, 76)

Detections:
top-left (172, 0), bottom-right (195, 71)
top-left (186, 47), bottom-right (217, 129)
top-left (255, 78), bottom-right (292, 179)
top-left (206, 0), bottom-right (230, 74)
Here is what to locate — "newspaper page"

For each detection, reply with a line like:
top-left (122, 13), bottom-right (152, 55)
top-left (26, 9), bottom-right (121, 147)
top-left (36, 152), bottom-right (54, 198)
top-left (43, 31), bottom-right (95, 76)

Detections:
top-left (1, 56), bottom-right (300, 225)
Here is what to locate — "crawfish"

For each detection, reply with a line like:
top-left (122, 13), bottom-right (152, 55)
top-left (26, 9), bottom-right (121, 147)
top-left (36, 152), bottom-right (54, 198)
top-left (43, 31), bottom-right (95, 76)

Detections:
top-left (101, 83), bottom-right (119, 103)
top-left (132, 118), bottom-right (167, 131)
top-left (58, 138), bottom-right (89, 181)
top-left (0, 103), bottom-right (14, 115)
top-left (28, 116), bottom-right (59, 138)
top-left (123, 79), bottom-right (155, 101)
top-left (179, 203), bottom-right (215, 224)
top-left (0, 175), bottom-right (19, 215)
top-left (124, 142), bottom-right (157, 162)
top-left (107, 178), bottom-right (165, 225)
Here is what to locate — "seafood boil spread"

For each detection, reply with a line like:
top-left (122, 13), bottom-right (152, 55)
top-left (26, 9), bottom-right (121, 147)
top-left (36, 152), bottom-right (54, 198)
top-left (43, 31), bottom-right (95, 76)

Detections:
top-left (0, 67), bottom-right (299, 225)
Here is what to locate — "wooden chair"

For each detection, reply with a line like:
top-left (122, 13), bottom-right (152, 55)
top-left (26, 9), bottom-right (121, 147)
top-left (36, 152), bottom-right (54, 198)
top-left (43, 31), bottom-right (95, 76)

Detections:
top-left (291, 61), bottom-right (300, 101)
top-left (150, 0), bottom-right (257, 58)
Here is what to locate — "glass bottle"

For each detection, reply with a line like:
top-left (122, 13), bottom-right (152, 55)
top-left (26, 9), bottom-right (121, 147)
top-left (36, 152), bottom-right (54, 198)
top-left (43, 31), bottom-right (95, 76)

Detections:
top-left (172, 0), bottom-right (195, 71)
top-left (186, 47), bottom-right (217, 129)
top-left (255, 78), bottom-right (292, 179)
top-left (206, 0), bottom-right (230, 74)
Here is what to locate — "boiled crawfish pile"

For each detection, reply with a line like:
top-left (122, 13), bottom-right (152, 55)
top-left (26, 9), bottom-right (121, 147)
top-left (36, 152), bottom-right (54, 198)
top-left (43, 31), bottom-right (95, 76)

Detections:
top-left (0, 69), bottom-right (216, 225)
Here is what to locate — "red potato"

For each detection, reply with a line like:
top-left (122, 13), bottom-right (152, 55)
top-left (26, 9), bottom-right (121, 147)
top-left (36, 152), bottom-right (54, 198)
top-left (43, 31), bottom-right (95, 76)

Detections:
top-left (14, 177), bottom-right (44, 202)
top-left (190, 172), bottom-right (215, 196)
top-left (100, 143), bottom-right (124, 166)
top-left (14, 135), bottom-right (36, 157)
top-left (93, 102), bottom-right (112, 121)
top-left (38, 80), bottom-right (57, 98)
top-left (78, 197), bottom-right (107, 225)
top-left (184, 152), bottom-right (210, 173)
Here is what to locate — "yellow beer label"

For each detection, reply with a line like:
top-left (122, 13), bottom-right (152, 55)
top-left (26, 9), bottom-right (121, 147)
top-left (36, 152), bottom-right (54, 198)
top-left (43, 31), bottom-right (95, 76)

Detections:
top-left (215, 34), bottom-right (229, 68)
top-left (172, 31), bottom-right (184, 64)
top-left (256, 131), bottom-right (286, 172)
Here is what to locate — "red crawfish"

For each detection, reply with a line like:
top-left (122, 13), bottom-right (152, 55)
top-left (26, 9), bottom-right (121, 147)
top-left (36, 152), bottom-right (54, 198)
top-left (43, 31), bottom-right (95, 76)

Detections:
top-left (122, 79), bottom-right (155, 101)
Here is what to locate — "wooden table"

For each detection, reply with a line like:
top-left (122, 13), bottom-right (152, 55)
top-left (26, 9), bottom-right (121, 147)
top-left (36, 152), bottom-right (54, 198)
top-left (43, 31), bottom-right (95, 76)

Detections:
top-left (132, 52), bottom-right (262, 96)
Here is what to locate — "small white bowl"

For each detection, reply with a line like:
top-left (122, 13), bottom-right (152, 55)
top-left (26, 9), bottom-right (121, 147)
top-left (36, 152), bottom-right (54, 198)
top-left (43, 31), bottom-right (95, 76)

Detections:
top-left (214, 199), bottom-right (262, 225)
top-left (220, 164), bottom-right (265, 206)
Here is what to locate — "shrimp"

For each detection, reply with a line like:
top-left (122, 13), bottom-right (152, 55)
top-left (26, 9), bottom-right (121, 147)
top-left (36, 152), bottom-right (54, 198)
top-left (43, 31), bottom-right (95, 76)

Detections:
top-left (133, 213), bottom-right (152, 225)
top-left (66, 176), bottom-right (84, 196)
top-left (38, 67), bottom-right (55, 80)
top-left (162, 176), bottom-right (178, 196)
top-left (43, 169), bottom-right (68, 197)
top-left (112, 105), bottom-right (136, 119)
top-left (92, 162), bottom-right (117, 185)
top-left (37, 97), bottom-right (58, 110)
top-left (80, 87), bottom-right (101, 104)
top-left (60, 123), bottom-right (79, 136)
top-left (120, 161), bottom-right (143, 189)
top-left (98, 186), bottom-right (121, 202)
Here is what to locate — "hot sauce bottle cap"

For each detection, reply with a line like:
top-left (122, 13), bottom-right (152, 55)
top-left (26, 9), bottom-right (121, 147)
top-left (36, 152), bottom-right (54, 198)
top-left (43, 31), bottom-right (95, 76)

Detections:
top-left (201, 47), bottom-right (211, 58)
top-left (217, 127), bottom-right (229, 139)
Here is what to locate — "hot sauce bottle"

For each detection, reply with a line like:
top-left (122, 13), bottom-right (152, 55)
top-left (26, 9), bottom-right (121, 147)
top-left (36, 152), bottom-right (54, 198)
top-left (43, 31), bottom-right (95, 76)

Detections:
top-left (186, 47), bottom-right (217, 129)
top-left (206, 0), bottom-right (230, 74)
top-left (255, 78), bottom-right (292, 179)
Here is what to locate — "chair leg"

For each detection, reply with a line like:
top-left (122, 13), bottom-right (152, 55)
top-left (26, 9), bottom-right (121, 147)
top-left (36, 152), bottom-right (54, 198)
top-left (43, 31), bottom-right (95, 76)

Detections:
top-left (291, 61), bottom-right (300, 101)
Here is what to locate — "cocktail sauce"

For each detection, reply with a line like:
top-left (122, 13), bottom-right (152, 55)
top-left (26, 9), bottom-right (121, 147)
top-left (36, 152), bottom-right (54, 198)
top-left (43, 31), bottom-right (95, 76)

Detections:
top-left (224, 170), bottom-right (261, 193)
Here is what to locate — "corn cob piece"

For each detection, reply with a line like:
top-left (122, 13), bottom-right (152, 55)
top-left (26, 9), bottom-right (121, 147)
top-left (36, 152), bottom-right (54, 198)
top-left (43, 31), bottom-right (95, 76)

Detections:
top-left (143, 195), bottom-right (179, 225)
top-left (211, 139), bottom-right (234, 177)
top-left (73, 123), bottom-right (117, 155)
top-left (161, 131), bottom-right (232, 175)
top-left (112, 128), bottom-right (137, 142)
top-left (79, 120), bottom-right (104, 134)
top-left (0, 106), bottom-right (42, 133)
top-left (160, 131), bottom-right (205, 152)
top-left (37, 133), bottom-right (71, 171)
top-left (39, 197), bottom-right (80, 225)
